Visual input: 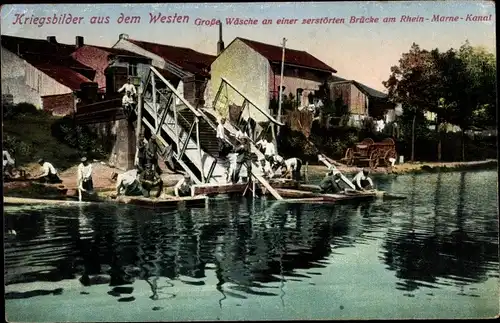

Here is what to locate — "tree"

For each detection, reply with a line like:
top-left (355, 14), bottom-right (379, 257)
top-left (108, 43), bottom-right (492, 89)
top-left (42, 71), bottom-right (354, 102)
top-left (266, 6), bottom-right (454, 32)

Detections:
top-left (447, 42), bottom-right (496, 160)
top-left (383, 43), bottom-right (442, 161)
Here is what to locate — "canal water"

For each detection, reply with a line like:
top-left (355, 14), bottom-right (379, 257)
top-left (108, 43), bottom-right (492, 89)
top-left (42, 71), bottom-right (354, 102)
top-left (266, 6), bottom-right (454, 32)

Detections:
top-left (4, 170), bottom-right (499, 321)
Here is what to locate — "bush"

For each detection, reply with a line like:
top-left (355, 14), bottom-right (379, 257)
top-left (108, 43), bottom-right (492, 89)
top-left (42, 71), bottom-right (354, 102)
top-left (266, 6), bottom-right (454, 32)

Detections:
top-left (277, 125), bottom-right (318, 162)
top-left (50, 116), bottom-right (106, 159)
top-left (2, 102), bottom-right (46, 120)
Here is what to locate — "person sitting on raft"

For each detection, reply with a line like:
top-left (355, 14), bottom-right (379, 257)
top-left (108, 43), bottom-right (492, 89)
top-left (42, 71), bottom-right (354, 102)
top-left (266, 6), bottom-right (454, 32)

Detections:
top-left (112, 168), bottom-right (147, 197)
top-left (319, 171), bottom-right (346, 194)
top-left (77, 157), bottom-right (94, 194)
top-left (174, 174), bottom-right (193, 197)
top-left (139, 162), bottom-right (164, 198)
top-left (35, 158), bottom-right (62, 184)
top-left (352, 168), bottom-right (374, 191)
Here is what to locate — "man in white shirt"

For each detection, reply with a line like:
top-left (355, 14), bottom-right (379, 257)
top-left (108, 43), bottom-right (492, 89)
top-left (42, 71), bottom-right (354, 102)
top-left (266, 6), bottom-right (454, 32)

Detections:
top-left (263, 140), bottom-right (276, 169)
top-left (118, 77), bottom-right (137, 96)
top-left (352, 168), bottom-right (374, 191)
top-left (36, 158), bottom-right (62, 183)
top-left (122, 91), bottom-right (135, 107)
top-left (259, 157), bottom-right (274, 179)
top-left (122, 91), bottom-right (136, 119)
top-left (274, 156), bottom-right (303, 181)
top-left (111, 168), bottom-right (146, 197)
top-left (3, 149), bottom-right (15, 177)
top-left (216, 117), bottom-right (230, 156)
top-left (255, 138), bottom-right (268, 153)
top-left (174, 174), bottom-right (193, 197)
top-left (77, 157), bottom-right (93, 193)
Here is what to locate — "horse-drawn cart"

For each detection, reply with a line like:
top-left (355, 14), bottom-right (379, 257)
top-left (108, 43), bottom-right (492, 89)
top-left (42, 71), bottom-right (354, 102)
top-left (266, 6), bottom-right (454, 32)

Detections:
top-left (341, 138), bottom-right (397, 169)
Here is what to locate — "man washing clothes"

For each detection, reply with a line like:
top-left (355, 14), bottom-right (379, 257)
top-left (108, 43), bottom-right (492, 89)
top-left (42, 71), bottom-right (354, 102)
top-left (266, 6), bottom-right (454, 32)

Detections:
top-left (77, 157), bottom-right (93, 200)
top-left (111, 168), bottom-right (147, 197)
top-left (35, 158), bottom-right (62, 184)
top-left (174, 174), bottom-right (193, 197)
top-left (352, 168), bottom-right (375, 191)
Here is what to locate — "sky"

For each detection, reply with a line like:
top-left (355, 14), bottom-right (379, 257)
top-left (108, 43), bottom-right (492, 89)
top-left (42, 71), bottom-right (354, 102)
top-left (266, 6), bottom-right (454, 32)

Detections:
top-left (1, 1), bottom-right (496, 91)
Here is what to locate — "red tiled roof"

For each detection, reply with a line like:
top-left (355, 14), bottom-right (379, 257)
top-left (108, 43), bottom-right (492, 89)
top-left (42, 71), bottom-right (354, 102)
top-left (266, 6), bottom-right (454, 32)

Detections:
top-left (1, 35), bottom-right (75, 57)
top-left (1, 35), bottom-right (95, 90)
top-left (127, 38), bottom-right (216, 76)
top-left (237, 37), bottom-right (337, 73)
top-left (33, 63), bottom-right (93, 90)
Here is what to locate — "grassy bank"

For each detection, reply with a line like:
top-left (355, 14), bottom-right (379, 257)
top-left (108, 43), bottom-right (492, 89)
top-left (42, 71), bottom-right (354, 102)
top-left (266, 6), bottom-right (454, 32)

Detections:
top-left (3, 112), bottom-right (81, 172)
top-left (305, 159), bottom-right (498, 177)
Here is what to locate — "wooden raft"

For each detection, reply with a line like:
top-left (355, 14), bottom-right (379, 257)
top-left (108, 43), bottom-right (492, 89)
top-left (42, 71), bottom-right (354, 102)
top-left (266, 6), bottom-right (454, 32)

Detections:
top-left (192, 179), bottom-right (298, 196)
top-left (4, 195), bottom-right (207, 209)
top-left (4, 197), bottom-right (94, 206)
top-left (113, 195), bottom-right (207, 208)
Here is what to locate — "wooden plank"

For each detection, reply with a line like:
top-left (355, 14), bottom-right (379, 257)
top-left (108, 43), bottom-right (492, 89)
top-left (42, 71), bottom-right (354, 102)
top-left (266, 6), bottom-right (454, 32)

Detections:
top-left (252, 173), bottom-right (283, 200)
top-left (114, 195), bottom-right (206, 208)
top-left (193, 183), bottom-right (248, 195)
top-left (4, 197), bottom-right (94, 206)
top-left (317, 155), bottom-right (356, 190)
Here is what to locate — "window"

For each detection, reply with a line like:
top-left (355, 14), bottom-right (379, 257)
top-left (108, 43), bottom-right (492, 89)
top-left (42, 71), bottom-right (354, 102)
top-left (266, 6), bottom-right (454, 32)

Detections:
top-left (128, 63), bottom-right (138, 77)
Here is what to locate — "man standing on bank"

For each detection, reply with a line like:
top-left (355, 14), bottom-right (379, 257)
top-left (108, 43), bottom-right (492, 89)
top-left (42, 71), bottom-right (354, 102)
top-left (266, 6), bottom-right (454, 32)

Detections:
top-left (232, 136), bottom-right (252, 184)
top-left (77, 157), bottom-right (93, 201)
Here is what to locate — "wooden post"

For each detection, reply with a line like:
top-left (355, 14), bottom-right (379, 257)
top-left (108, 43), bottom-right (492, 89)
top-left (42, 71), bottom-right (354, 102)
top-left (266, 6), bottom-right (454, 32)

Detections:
top-left (174, 101), bottom-right (179, 155)
top-left (135, 87), bottom-right (143, 165)
top-left (152, 73), bottom-right (157, 132)
top-left (305, 161), bottom-right (309, 183)
top-left (277, 37), bottom-right (287, 137)
top-left (196, 117), bottom-right (204, 182)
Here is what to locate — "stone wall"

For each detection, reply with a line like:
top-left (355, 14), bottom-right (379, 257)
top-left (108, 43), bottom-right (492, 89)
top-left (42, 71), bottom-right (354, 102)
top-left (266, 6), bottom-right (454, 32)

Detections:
top-left (87, 118), bottom-right (136, 171)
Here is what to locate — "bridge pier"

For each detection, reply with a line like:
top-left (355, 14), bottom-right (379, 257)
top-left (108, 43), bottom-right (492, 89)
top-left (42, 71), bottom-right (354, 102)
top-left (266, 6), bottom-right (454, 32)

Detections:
top-left (110, 119), bottom-right (136, 170)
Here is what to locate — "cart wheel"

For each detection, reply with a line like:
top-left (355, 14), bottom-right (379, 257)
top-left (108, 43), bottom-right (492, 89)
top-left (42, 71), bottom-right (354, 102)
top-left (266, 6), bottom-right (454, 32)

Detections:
top-left (384, 149), bottom-right (397, 167)
top-left (345, 148), bottom-right (354, 166)
top-left (369, 150), bottom-right (379, 169)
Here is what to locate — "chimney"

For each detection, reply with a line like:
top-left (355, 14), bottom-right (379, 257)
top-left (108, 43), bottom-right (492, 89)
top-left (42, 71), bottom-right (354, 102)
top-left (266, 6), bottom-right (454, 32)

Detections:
top-left (46, 36), bottom-right (57, 44)
top-left (217, 21), bottom-right (224, 55)
top-left (76, 36), bottom-right (84, 48)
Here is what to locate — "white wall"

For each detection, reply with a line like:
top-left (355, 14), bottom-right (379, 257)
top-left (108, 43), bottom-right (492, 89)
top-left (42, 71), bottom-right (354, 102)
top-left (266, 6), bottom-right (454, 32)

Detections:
top-left (1, 47), bottom-right (72, 109)
top-left (209, 39), bottom-right (270, 123)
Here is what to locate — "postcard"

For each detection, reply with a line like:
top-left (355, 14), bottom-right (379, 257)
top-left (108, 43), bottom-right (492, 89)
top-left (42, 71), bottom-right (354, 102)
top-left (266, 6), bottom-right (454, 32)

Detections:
top-left (2, 1), bottom-right (497, 321)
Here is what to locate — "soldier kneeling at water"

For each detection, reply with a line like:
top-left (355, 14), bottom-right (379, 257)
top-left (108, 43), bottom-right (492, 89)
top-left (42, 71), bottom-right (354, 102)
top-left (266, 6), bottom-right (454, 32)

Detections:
top-left (174, 174), bottom-right (193, 197)
top-left (112, 168), bottom-right (148, 197)
top-left (352, 168), bottom-right (374, 191)
top-left (139, 162), bottom-right (164, 198)
top-left (319, 171), bottom-right (346, 194)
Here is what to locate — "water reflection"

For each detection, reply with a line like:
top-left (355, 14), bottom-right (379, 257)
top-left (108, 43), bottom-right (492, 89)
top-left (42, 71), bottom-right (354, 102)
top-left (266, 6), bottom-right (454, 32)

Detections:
top-left (381, 171), bottom-right (499, 296)
top-left (4, 171), bottom-right (499, 305)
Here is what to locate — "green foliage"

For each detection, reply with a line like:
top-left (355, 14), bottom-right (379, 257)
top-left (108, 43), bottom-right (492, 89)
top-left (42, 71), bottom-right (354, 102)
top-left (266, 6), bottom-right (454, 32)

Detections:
top-left (383, 41), bottom-right (497, 161)
top-left (2, 102), bottom-right (47, 120)
top-left (50, 116), bottom-right (106, 158)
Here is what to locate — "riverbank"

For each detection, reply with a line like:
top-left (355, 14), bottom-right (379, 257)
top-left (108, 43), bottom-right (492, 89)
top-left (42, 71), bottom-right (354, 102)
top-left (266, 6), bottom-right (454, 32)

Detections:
top-left (3, 161), bottom-right (184, 198)
top-left (305, 159), bottom-right (498, 177)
